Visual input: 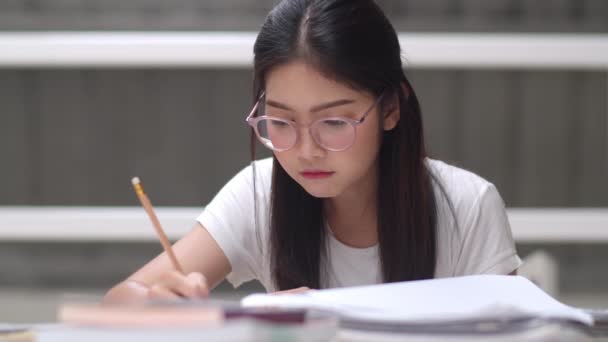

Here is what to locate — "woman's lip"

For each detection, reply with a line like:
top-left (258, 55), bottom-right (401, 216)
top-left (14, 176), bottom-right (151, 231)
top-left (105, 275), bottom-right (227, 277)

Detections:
top-left (300, 171), bottom-right (334, 179)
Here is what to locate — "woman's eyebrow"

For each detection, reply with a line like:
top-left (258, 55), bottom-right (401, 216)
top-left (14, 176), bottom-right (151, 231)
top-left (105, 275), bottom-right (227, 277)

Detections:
top-left (265, 98), bottom-right (356, 113)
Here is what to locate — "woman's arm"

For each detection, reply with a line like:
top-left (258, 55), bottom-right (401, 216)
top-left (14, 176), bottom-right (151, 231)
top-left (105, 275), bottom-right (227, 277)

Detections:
top-left (103, 223), bottom-right (231, 303)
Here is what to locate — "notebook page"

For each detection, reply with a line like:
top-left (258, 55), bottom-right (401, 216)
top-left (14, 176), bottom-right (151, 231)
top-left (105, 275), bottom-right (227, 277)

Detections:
top-left (241, 275), bottom-right (593, 325)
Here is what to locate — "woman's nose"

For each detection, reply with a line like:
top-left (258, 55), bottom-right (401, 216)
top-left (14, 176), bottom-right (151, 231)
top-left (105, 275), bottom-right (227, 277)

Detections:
top-left (295, 126), bottom-right (325, 160)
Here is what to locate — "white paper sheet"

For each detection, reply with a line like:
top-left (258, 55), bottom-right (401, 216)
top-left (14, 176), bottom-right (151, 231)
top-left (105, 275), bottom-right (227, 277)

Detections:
top-left (241, 275), bottom-right (593, 325)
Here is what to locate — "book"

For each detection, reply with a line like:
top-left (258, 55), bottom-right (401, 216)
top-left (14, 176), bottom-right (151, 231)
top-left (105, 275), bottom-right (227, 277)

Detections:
top-left (241, 275), bottom-right (594, 328)
top-left (59, 300), bottom-right (312, 328)
top-left (57, 301), bottom-right (337, 341)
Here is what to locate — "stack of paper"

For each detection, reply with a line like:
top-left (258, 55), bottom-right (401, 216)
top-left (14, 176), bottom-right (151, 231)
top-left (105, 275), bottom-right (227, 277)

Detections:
top-left (241, 275), bottom-right (594, 327)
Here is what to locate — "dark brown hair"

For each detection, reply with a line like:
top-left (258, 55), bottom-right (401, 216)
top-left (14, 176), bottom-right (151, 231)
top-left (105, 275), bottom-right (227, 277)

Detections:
top-left (251, 0), bottom-right (437, 290)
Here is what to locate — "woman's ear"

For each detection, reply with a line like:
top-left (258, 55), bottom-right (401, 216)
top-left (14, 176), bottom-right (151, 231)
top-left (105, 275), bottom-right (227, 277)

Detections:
top-left (401, 81), bottom-right (410, 100)
top-left (383, 106), bottom-right (399, 131)
top-left (383, 85), bottom-right (407, 131)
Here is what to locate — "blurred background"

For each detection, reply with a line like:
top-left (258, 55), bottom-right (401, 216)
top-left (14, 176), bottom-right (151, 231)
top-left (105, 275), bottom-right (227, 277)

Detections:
top-left (0, 0), bottom-right (607, 323)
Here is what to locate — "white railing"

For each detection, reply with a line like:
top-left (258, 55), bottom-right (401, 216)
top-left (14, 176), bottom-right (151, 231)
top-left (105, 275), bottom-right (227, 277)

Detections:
top-left (0, 206), bottom-right (606, 243)
top-left (0, 32), bottom-right (606, 244)
top-left (0, 32), bottom-right (607, 69)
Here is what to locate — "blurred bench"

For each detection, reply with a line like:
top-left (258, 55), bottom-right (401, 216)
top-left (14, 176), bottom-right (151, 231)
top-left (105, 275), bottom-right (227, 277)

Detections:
top-left (0, 206), bottom-right (606, 243)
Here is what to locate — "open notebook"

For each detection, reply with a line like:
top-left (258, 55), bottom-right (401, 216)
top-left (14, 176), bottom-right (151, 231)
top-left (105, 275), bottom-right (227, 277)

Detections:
top-left (241, 275), bottom-right (594, 326)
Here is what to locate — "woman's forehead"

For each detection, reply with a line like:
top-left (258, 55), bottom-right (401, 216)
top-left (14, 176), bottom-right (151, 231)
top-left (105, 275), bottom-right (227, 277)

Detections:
top-left (264, 61), bottom-right (372, 104)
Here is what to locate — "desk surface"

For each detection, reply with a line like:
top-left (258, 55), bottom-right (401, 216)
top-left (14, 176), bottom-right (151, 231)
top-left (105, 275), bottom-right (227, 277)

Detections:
top-left (3, 320), bottom-right (606, 342)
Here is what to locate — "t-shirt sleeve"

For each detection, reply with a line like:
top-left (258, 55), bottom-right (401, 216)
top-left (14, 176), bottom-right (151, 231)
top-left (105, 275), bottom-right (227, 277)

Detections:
top-left (455, 184), bottom-right (523, 275)
top-left (196, 164), bottom-right (263, 288)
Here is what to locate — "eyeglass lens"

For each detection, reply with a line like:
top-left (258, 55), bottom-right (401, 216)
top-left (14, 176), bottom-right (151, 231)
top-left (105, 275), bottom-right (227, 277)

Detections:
top-left (255, 118), bottom-right (355, 151)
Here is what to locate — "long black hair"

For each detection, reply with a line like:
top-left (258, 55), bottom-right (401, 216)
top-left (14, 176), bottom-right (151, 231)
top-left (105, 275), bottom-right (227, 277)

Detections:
top-left (251, 0), bottom-right (437, 290)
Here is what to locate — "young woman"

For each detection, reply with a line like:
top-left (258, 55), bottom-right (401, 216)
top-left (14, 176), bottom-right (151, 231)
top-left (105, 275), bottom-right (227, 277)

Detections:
top-left (104, 0), bottom-right (521, 302)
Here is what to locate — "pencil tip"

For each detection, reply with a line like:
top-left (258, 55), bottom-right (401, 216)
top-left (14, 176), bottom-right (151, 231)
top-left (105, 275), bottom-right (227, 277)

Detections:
top-left (131, 177), bottom-right (140, 185)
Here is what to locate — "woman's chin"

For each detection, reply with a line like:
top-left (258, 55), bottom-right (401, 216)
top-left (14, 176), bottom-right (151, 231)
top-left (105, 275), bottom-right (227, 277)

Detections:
top-left (300, 184), bottom-right (339, 198)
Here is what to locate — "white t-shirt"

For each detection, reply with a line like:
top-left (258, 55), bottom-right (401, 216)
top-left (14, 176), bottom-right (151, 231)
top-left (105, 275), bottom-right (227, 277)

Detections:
top-left (197, 158), bottom-right (522, 292)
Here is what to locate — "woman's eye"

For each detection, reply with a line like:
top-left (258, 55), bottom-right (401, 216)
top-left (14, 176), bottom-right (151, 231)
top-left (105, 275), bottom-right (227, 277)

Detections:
top-left (323, 119), bottom-right (347, 127)
top-left (270, 120), bottom-right (289, 127)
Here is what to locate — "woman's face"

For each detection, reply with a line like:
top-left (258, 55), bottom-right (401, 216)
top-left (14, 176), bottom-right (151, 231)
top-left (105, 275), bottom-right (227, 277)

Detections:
top-left (264, 61), bottom-right (399, 199)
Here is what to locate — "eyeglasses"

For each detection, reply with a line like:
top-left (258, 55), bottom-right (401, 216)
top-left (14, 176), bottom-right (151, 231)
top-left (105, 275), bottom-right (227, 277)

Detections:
top-left (245, 92), bottom-right (384, 152)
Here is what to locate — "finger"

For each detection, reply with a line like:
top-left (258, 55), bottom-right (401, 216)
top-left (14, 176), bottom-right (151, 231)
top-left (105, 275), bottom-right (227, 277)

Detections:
top-left (148, 284), bottom-right (182, 301)
top-left (186, 272), bottom-right (209, 298)
top-left (158, 271), bottom-right (203, 299)
top-left (159, 271), bottom-right (208, 299)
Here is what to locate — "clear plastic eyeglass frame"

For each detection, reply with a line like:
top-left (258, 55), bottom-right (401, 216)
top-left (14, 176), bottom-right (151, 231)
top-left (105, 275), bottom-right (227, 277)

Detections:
top-left (245, 91), bottom-right (385, 152)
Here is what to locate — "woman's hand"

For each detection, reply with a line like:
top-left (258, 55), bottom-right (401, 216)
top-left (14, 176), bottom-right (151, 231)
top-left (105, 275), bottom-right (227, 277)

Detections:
top-left (104, 271), bottom-right (209, 304)
top-left (146, 271), bottom-right (209, 300)
top-left (103, 224), bottom-right (230, 305)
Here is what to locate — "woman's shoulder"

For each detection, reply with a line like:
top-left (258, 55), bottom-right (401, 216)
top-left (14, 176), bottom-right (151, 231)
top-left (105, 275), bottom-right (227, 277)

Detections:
top-left (206, 158), bottom-right (274, 202)
top-left (426, 159), bottom-right (520, 276)
top-left (229, 157), bottom-right (274, 197)
top-left (427, 159), bottom-right (493, 191)
top-left (231, 157), bottom-right (273, 182)
top-left (426, 158), bottom-right (502, 217)
top-left (252, 157), bottom-right (274, 173)
top-left (249, 157), bottom-right (274, 184)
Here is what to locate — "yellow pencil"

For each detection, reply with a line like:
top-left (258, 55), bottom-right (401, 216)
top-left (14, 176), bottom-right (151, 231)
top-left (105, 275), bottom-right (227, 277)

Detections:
top-left (131, 177), bottom-right (184, 274)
